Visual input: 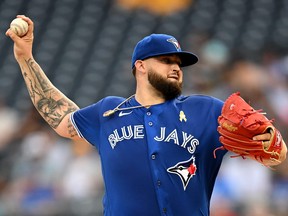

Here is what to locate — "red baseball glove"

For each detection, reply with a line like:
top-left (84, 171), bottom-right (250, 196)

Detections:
top-left (216, 92), bottom-right (283, 166)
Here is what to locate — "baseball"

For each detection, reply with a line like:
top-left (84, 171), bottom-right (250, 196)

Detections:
top-left (10, 18), bottom-right (28, 37)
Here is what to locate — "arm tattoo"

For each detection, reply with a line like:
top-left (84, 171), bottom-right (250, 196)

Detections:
top-left (68, 117), bottom-right (78, 138)
top-left (23, 58), bottom-right (78, 129)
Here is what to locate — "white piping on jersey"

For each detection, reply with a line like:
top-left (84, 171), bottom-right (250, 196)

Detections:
top-left (103, 95), bottom-right (152, 117)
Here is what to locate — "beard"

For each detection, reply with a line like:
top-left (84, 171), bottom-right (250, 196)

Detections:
top-left (148, 68), bottom-right (182, 101)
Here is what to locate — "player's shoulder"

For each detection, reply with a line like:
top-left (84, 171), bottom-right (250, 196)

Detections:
top-left (177, 94), bottom-right (224, 106)
top-left (176, 94), bottom-right (224, 116)
top-left (101, 96), bottom-right (126, 105)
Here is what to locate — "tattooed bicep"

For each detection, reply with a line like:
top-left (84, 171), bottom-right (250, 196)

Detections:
top-left (67, 117), bottom-right (79, 138)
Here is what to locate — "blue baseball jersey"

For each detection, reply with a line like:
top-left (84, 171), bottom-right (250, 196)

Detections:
top-left (70, 95), bottom-right (227, 216)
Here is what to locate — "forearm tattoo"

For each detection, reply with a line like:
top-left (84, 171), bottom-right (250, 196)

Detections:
top-left (23, 58), bottom-right (78, 129)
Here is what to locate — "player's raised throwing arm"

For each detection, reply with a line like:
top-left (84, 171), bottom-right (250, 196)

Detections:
top-left (6, 15), bottom-right (80, 140)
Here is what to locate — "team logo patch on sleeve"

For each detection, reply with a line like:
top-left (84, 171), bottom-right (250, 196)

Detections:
top-left (167, 156), bottom-right (197, 191)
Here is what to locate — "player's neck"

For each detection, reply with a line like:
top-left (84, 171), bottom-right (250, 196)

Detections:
top-left (135, 88), bottom-right (165, 106)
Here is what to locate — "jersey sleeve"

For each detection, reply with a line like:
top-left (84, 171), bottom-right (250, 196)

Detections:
top-left (70, 101), bottom-right (103, 147)
top-left (70, 96), bottom-right (124, 148)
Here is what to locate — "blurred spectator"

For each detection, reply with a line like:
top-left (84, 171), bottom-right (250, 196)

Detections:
top-left (0, 97), bottom-right (19, 150)
top-left (266, 56), bottom-right (288, 129)
top-left (0, 125), bottom-right (104, 215)
top-left (183, 38), bottom-right (230, 96)
top-left (60, 140), bottom-right (104, 215)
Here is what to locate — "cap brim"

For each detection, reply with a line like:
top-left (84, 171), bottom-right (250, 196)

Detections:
top-left (143, 51), bottom-right (198, 67)
top-left (176, 52), bottom-right (199, 67)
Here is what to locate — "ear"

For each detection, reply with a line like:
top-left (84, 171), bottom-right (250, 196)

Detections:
top-left (134, 60), bottom-right (146, 74)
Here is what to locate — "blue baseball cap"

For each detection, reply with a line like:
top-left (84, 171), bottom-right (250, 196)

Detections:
top-left (131, 34), bottom-right (198, 69)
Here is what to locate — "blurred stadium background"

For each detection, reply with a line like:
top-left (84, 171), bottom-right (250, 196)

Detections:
top-left (0, 0), bottom-right (287, 215)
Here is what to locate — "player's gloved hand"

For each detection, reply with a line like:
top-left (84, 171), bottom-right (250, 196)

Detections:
top-left (216, 92), bottom-right (286, 167)
top-left (253, 131), bottom-right (271, 149)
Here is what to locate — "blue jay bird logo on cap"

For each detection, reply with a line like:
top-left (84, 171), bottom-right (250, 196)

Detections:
top-left (167, 156), bottom-right (197, 190)
top-left (167, 38), bottom-right (181, 51)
